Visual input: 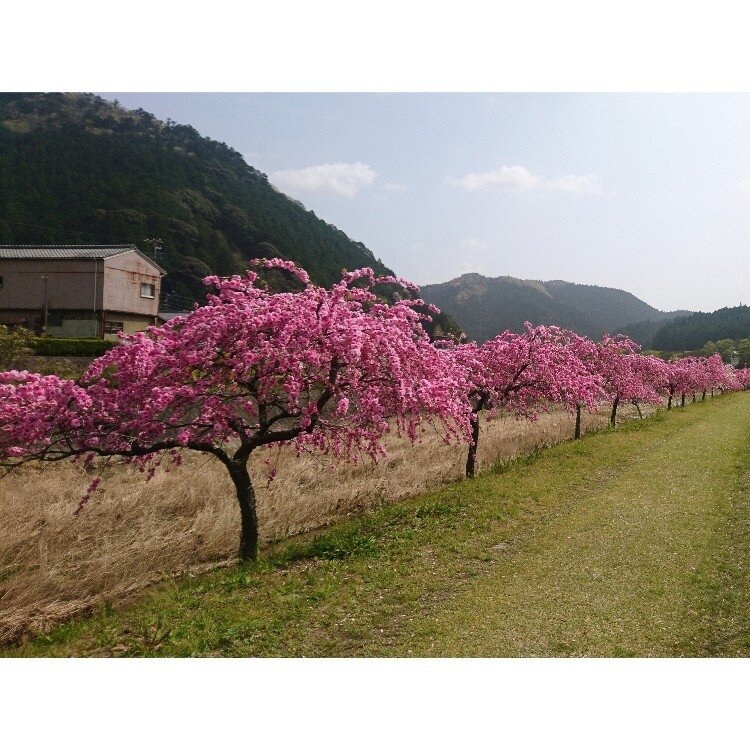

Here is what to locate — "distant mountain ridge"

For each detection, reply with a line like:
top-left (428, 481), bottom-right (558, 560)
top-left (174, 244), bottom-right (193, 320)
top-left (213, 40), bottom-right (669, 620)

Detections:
top-left (420, 272), bottom-right (691, 343)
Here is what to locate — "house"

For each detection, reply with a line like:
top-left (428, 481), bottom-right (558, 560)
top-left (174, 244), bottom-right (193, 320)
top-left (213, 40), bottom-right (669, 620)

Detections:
top-left (0, 244), bottom-right (165, 339)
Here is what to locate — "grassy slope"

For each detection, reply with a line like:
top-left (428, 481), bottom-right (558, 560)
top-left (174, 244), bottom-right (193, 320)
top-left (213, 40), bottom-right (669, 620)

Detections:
top-left (6, 393), bottom-right (750, 657)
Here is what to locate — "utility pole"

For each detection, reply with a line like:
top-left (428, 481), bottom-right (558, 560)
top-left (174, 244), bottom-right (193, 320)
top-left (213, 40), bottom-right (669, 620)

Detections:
top-left (144, 237), bottom-right (163, 266)
top-left (41, 274), bottom-right (49, 336)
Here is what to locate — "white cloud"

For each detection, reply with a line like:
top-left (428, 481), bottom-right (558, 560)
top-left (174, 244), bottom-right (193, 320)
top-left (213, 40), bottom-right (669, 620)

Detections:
top-left (270, 162), bottom-right (377, 198)
top-left (448, 165), bottom-right (539, 191)
top-left (446, 164), bottom-right (604, 195)
top-left (739, 178), bottom-right (750, 190)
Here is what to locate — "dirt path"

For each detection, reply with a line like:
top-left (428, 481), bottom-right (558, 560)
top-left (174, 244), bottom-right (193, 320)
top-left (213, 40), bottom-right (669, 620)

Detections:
top-left (412, 393), bottom-right (750, 656)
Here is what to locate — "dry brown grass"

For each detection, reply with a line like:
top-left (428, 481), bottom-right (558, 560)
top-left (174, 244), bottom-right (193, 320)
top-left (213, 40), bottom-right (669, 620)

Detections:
top-left (0, 403), bottom-right (646, 643)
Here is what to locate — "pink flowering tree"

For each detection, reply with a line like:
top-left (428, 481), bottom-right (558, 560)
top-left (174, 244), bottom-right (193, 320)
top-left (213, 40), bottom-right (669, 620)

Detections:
top-left (452, 324), bottom-right (603, 478)
top-left (673, 357), bottom-right (711, 406)
top-left (659, 358), bottom-right (689, 410)
top-left (659, 355), bottom-right (735, 406)
top-left (0, 261), bottom-right (471, 561)
top-left (736, 367), bottom-right (750, 389)
top-left (595, 336), bottom-right (662, 426)
top-left (628, 354), bottom-right (671, 417)
top-left (721, 362), bottom-right (741, 393)
top-left (697, 353), bottom-right (737, 397)
top-left (688, 356), bottom-right (718, 400)
top-left (563, 332), bottom-right (610, 438)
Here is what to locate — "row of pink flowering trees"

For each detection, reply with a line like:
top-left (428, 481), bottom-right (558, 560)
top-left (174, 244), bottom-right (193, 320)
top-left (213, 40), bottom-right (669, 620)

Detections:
top-left (0, 261), bottom-right (747, 560)
top-left (447, 329), bottom-right (742, 478)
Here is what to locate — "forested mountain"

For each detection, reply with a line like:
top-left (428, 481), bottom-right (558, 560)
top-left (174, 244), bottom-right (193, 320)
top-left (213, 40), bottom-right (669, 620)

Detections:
top-left (0, 93), bottom-right (394, 308)
top-left (652, 306), bottom-right (750, 351)
top-left (420, 273), bottom-right (690, 343)
top-left (615, 318), bottom-right (675, 350)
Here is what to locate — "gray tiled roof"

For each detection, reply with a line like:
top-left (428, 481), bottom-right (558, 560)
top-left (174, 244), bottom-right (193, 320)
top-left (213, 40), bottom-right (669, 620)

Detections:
top-left (157, 311), bottom-right (189, 321)
top-left (0, 244), bottom-right (139, 260)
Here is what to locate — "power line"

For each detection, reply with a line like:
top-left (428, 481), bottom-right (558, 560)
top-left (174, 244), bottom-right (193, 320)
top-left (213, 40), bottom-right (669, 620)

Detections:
top-left (143, 237), bottom-right (163, 266)
top-left (0, 218), bottom-right (170, 273)
top-left (160, 291), bottom-right (199, 311)
top-left (0, 217), bottom-right (151, 245)
top-left (162, 292), bottom-right (196, 305)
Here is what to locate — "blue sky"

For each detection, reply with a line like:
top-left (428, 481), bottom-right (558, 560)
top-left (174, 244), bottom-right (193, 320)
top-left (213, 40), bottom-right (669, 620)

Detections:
top-left (100, 93), bottom-right (750, 313)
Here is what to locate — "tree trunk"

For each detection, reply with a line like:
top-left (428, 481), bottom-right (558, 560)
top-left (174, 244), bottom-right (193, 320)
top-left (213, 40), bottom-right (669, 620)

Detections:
top-left (711, 388), bottom-right (714, 398)
top-left (692, 393), bottom-right (696, 403)
top-left (632, 401), bottom-right (643, 419)
top-left (610, 396), bottom-right (619, 428)
top-left (465, 413), bottom-right (480, 478)
top-left (228, 461), bottom-right (259, 562)
top-left (681, 393), bottom-right (685, 408)
top-left (574, 404), bottom-right (582, 439)
top-left (702, 390), bottom-right (706, 401)
top-left (667, 393), bottom-right (672, 410)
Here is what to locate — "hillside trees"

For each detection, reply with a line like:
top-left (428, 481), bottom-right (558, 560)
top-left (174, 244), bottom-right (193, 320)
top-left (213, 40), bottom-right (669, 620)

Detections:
top-left (697, 338), bottom-right (750, 367)
top-left (420, 273), bottom-right (685, 344)
top-left (653, 306), bottom-right (750, 351)
top-left (0, 93), bottom-right (395, 301)
top-left (0, 261), bottom-right (471, 561)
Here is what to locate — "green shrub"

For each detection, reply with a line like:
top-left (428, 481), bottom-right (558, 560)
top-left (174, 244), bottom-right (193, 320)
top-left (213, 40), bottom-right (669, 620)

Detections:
top-left (0, 324), bottom-right (34, 368)
top-left (28, 337), bottom-right (117, 357)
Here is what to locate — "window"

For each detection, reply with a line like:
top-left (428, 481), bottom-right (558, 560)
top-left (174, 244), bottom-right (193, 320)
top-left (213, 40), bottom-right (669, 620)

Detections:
top-left (104, 321), bottom-right (124, 335)
top-left (140, 282), bottom-right (155, 299)
top-left (0, 275), bottom-right (4, 288)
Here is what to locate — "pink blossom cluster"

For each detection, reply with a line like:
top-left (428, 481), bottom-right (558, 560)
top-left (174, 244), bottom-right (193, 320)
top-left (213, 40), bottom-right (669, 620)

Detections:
top-left (451, 323), bottom-right (605, 419)
top-left (0, 264), bottom-right (746, 475)
top-left (0, 370), bottom-right (92, 458)
top-left (433, 324), bottom-right (747, 475)
top-left (736, 367), bottom-right (750, 389)
top-left (643, 353), bottom-right (742, 405)
top-left (0, 261), bottom-right (471, 474)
